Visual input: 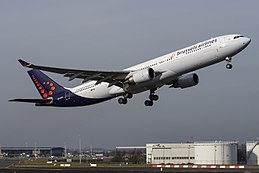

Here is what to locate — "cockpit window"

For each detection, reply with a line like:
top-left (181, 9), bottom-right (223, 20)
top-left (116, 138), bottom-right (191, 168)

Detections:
top-left (234, 35), bottom-right (244, 39)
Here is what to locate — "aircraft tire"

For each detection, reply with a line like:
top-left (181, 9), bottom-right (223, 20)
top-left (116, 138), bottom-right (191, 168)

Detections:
top-left (226, 64), bottom-right (232, 69)
top-left (149, 95), bottom-right (159, 101)
top-left (144, 100), bottom-right (153, 106)
top-left (153, 95), bottom-right (159, 101)
top-left (126, 93), bottom-right (133, 99)
top-left (118, 98), bottom-right (127, 104)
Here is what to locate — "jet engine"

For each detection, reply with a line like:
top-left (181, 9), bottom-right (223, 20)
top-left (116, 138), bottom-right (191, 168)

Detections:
top-left (128, 68), bottom-right (155, 84)
top-left (172, 73), bottom-right (199, 89)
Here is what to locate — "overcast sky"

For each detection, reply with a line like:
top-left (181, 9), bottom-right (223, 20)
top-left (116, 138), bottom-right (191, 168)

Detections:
top-left (0, 0), bottom-right (258, 149)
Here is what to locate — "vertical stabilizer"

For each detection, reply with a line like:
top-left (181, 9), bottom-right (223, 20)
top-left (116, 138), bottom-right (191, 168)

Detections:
top-left (27, 70), bottom-right (66, 98)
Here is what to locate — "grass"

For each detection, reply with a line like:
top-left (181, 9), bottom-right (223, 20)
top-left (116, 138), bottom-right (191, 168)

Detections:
top-left (16, 158), bottom-right (150, 169)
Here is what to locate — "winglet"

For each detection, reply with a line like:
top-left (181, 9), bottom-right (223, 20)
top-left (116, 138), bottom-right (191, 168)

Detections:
top-left (18, 59), bottom-right (30, 67)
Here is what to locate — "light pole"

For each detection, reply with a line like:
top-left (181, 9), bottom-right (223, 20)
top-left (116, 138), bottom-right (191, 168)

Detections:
top-left (50, 144), bottom-right (53, 162)
top-left (64, 142), bottom-right (67, 158)
top-left (214, 145), bottom-right (217, 165)
top-left (79, 136), bottom-right (82, 164)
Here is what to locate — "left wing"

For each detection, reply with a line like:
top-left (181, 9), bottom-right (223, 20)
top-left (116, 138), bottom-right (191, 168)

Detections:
top-left (18, 59), bottom-right (131, 88)
top-left (9, 98), bottom-right (52, 104)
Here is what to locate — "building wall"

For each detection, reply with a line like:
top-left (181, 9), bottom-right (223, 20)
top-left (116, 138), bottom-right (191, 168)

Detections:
top-left (146, 141), bottom-right (237, 165)
top-left (247, 141), bottom-right (259, 165)
top-left (0, 147), bottom-right (64, 157)
top-left (194, 142), bottom-right (237, 164)
top-left (146, 143), bottom-right (194, 164)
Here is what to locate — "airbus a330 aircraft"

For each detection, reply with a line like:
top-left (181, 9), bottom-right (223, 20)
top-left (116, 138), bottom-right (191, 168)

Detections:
top-left (10, 34), bottom-right (251, 107)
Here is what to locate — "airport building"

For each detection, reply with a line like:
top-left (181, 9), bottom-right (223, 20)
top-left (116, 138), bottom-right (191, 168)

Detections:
top-left (0, 147), bottom-right (64, 157)
top-left (194, 142), bottom-right (237, 164)
top-left (246, 141), bottom-right (259, 165)
top-left (146, 143), bottom-right (194, 164)
top-left (146, 141), bottom-right (238, 165)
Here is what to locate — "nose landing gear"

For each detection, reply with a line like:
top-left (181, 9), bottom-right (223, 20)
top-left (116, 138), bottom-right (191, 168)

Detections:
top-left (225, 57), bottom-right (233, 69)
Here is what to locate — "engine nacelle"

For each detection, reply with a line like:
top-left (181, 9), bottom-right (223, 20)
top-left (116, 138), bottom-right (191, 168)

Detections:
top-left (173, 73), bottom-right (199, 89)
top-left (128, 68), bottom-right (155, 84)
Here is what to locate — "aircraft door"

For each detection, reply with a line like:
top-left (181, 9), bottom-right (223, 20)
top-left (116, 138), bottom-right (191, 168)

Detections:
top-left (219, 37), bottom-right (225, 43)
top-left (218, 36), bottom-right (231, 57)
top-left (65, 91), bottom-right (70, 100)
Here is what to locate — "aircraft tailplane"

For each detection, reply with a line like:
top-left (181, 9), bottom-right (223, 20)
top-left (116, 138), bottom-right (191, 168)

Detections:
top-left (27, 69), bottom-right (66, 98)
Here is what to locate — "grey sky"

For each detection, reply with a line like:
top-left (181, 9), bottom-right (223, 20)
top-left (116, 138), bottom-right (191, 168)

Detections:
top-left (0, 0), bottom-right (258, 149)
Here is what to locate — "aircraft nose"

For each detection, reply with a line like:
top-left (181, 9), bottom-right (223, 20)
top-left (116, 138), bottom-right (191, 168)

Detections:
top-left (244, 37), bottom-right (251, 46)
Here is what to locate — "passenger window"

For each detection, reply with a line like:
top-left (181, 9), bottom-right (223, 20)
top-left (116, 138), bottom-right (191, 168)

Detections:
top-left (234, 35), bottom-right (243, 39)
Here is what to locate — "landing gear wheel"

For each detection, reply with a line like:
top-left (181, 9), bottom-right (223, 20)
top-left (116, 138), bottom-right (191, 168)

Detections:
top-left (144, 100), bottom-right (153, 106)
top-left (149, 94), bottom-right (159, 101)
top-left (153, 95), bottom-right (159, 101)
top-left (118, 98), bottom-right (127, 104)
top-left (145, 89), bottom-right (158, 106)
top-left (118, 98), bottom-right (124, 104)
top-left (226, 64), bottom-right (232, 69)
top-left (125, 93), bottom-right (133, 99)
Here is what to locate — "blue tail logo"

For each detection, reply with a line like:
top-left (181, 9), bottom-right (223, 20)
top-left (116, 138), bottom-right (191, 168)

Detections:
top-left (28, 70), bottom-right (65, 98)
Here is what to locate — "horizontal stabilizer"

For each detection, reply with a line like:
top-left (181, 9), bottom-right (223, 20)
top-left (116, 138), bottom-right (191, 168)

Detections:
top-left (9, 98), bottom-right (52, 104)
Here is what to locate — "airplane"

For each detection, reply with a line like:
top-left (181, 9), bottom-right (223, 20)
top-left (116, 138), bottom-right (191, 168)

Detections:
top-left (9, 34), bottom-right (251, 107)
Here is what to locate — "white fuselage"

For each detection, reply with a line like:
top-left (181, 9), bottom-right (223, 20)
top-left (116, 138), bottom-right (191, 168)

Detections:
top-left (69, 34), bottom-right (251, 100)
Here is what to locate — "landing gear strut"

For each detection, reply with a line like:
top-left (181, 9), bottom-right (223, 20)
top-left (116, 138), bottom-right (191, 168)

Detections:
top-left (225, 57), bottom-right (233, 69)
top-left (118, 93), bottom-right (133, 105)
top-left (144, 90), bottom-right (159, 106)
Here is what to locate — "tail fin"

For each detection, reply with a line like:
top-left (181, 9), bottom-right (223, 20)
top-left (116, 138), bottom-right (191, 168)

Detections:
top-left (28, 70), bottom-right (66, 98)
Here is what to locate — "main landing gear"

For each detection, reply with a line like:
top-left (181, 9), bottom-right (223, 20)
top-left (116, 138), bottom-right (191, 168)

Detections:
top-left (144, 90), bottom-right (159, 107)
top-left (118, 93), bottom-right (133, 105)
top-left (225, 57), bottom-right (233, 69)
top-left (118, 90), bottom-right (159, 107)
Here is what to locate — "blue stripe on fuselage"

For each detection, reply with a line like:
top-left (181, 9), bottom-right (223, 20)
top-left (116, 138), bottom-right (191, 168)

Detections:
top-left (37, 91), bottom-right (114, 107)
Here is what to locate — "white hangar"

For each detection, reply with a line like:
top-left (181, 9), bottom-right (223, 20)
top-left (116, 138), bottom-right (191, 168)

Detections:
top-left (146, 141), bottom-right (238, 165)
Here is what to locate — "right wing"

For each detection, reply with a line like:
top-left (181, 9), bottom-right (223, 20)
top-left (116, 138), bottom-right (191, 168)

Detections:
top-left (18, 59), bottom-right (131, 88)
